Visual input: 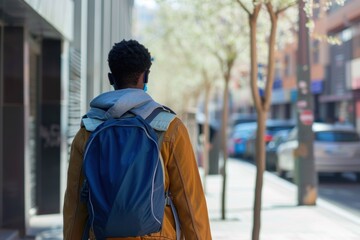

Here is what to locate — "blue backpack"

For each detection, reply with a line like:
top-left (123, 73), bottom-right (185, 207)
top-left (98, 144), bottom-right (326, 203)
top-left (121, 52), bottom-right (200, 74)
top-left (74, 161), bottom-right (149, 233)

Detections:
top-left (80, 109), bottom-right (180, 240)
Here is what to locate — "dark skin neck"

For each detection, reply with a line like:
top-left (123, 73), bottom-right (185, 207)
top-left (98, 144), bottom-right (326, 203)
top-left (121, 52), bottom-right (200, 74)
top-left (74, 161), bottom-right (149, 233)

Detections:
top-left (113, 72), bottom-right (146, 90)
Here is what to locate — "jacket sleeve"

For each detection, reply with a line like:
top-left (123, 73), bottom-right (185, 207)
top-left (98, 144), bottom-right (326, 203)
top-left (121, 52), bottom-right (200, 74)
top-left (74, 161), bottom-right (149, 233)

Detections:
top-left (165, 119), bottom-right (212, 240)
top-left (63, 128), bottom-right (90, 240)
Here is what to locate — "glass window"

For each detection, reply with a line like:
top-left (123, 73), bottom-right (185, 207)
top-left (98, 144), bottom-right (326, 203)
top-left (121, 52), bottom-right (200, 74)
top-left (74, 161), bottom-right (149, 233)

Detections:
top-left (275, 60), bottom-right (282, 79)
top-left (315, 131), bottom-right (360, 142)
top-left (312, 40), bottom-right (320, 64)
top-left (341, 28), bottom-right (352, 42)
top-left (313, 0), bottom-right (320, 19)
top-left (285, 54), bottom-right (291, 76)
top-left (286, 128), bottom-right (298, 141)
top-left (267, 125), bottom-right (294, 135)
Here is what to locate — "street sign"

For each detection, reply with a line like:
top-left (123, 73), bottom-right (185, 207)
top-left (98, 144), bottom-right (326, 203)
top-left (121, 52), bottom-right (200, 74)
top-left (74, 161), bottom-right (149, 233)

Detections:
top-left (300, 109), bottom-right (314, 125)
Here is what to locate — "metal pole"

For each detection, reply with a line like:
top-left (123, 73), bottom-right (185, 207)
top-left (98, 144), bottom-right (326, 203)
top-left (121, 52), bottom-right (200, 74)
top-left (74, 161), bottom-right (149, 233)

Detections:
top-left (295, 0), bottom-right (317, 206)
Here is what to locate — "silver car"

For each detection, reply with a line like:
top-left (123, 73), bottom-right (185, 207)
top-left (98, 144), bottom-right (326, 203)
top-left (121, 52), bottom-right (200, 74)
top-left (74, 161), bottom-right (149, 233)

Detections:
top-left (276, 123), bottom-right (360, 180)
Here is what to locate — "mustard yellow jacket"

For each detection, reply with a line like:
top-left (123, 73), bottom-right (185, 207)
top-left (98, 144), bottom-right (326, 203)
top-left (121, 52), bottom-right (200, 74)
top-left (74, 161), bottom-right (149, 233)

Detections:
top-left (63, 117), bottom-right (212, 240)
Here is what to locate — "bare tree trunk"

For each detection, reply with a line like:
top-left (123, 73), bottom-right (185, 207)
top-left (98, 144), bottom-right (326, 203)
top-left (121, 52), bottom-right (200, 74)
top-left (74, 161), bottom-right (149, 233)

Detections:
top-left (252, 110), bottom-right (267, 240)
top-left (237, 1), bottom-right (295, 239)
top-left (248, 7), bottom-right (262, 240)
top-left (252, 4), bottom-right (280, 240)
top-left (221, 77), bottom-right (230, 220)
top-left (202, 71), bottom-right (211, 193)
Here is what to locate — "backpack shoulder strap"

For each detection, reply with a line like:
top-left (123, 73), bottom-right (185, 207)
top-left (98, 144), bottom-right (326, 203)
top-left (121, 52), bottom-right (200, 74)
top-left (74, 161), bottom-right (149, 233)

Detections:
top-left (147, 109), bottom-right (176, 132)
top-left (145, 107), bottom-right (176, 185)
top-left (146, 108), bottom-right (181, 240)
top-left (81, 117), bottom-right (105, 131)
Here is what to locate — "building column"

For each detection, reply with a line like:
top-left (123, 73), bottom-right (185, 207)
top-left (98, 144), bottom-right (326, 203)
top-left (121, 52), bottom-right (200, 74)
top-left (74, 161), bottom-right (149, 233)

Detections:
top-left (0, 26), bottom-right (27, 235)
top-left (36, 39), bottom-right (62, 214)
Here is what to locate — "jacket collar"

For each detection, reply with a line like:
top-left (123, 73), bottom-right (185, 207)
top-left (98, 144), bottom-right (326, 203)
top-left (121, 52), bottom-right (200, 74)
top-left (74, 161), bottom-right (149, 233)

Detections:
top-left (81, 88), bottom-right (162, 131)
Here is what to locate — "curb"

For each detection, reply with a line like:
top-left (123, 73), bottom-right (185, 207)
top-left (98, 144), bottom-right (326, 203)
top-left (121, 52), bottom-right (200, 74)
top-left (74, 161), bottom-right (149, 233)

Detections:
top-left (263, 168), bottom-right (360, 225)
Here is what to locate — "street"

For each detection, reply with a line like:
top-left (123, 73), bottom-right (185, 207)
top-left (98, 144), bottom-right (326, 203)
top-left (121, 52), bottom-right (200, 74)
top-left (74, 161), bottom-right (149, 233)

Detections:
top-left (269, 168), bottom-right (360, 218)
top-left (25, 158), bottom-right (360, 240)
top-left (318, 173), bottom-right (360, 218)
top-left (208, 159), bottom-right (360, 239)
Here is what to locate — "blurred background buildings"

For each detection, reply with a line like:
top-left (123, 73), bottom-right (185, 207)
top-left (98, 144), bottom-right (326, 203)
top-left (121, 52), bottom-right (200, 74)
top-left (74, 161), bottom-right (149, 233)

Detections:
top-left (243, 0), bottom-right (360, 131)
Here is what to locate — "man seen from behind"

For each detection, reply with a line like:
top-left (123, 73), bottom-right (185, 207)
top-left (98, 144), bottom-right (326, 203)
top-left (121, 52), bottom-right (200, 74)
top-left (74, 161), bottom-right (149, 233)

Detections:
top-left (63, 39), bottom-right (212, 240)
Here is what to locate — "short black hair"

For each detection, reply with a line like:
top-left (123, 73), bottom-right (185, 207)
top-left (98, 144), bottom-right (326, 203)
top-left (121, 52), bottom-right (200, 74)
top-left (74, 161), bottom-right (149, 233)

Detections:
top-left (108, 39), bottom-right (152, 87)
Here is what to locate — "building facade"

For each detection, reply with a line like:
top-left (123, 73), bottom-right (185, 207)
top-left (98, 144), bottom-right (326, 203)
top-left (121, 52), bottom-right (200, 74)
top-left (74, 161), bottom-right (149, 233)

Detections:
top-left (230, 0), bottom-right (360, 130)
top-left (0, 0), bottom-right (73, 237)
top-left (0, 0), bottom-right (134, 237)
top-left (272, 0), bottom-right (360, 131)
top-left (321, 0), bottom-right (360, 129)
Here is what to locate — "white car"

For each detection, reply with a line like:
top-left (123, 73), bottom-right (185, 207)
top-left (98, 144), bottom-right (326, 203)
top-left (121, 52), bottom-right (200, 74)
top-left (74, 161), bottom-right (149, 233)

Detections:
top-left (276, 123), bottom-right (360, 180)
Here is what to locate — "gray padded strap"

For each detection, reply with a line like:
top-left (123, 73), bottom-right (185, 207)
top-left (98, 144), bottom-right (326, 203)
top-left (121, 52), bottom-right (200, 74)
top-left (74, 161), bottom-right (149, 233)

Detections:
top-left (82, 118), bottom-right (104, 131)
top-left (149, 111), bottom-right (176, 131)
top-left (150, 111), bottom-right (180, 239)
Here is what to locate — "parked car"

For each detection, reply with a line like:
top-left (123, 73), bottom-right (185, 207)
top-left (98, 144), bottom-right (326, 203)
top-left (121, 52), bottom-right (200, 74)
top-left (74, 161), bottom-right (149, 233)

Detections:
top-left (244, 119), bottom-right (295, 160)
top-left (265, 129), bottom-right (291, 171)
top-left (276, 123), bottom-right (360, 180)
top-left (228, 122), bottom-right (257, 158)
top-left (229, 113), bottom-right (257, 128)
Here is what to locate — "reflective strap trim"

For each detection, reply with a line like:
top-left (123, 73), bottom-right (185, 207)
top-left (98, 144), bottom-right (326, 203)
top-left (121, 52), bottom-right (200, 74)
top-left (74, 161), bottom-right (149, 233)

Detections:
top-left (150, 112), bottom-right (176, 131)
top-left (166, 192), bottom-right (181, 240)
top-left (159, 154), bottom-right (165, 186)
top-left (82, 118), bottom-right (104, 131)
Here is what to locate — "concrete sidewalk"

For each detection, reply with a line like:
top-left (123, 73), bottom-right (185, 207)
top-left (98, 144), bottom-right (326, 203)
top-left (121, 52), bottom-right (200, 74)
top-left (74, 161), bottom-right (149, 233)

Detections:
top-left (206, 159), bottom-right (360, 240)
top-left (28, 159), bottom-right (360, 239)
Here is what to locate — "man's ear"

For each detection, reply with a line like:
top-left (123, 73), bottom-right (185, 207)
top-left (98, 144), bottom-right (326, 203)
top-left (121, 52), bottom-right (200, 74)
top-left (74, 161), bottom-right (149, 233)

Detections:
top-left (143, 70), bottom-right (149, 84)
top-left (108, 73), bottom-right (115, 85)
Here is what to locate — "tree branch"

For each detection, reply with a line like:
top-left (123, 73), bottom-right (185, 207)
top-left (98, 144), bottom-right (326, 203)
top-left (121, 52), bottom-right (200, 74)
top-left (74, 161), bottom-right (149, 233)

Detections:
top-left (263, 2), bottom-right (278, 112)
top-left (266, 2), bottom-right (276, 23)
top-left (248, 18), bottom-right (263, 113)
top-left (253, 3), bottom-right (261, 20)
top-left (236, 0), bottom-right (251, 16)
top-left (276, 0), bottom-right (298, 15)
top-left (211, 49), bottom-right (225, 74)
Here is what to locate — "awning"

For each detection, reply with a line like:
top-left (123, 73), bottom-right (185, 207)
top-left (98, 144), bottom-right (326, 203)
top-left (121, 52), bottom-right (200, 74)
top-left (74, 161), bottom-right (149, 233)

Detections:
top-left (319, 92), bottom-right (353, 102)
top-left (0, 0), bottom-right (73, 40)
